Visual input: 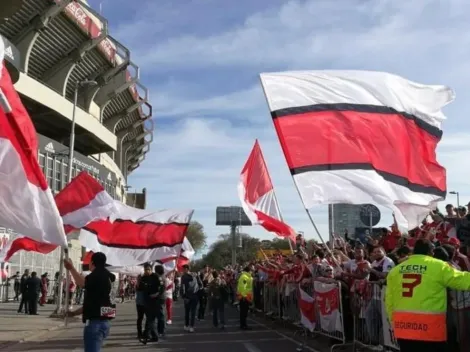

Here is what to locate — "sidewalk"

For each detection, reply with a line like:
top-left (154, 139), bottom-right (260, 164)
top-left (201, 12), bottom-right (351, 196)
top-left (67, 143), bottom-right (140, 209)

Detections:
top-left (0, 302), bottom-right (75, 350)
top-left (5, 301), bottom-right (326, 352)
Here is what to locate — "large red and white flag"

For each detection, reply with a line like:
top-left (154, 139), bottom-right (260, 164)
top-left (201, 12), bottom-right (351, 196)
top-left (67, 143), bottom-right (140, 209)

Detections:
top-left (260, 70), bottom-right (454, 229)
top-left (299, 286), bottom-right (316, 332)
top-left (0, 172), bottom-right (117, 262)
top-left (79, 203), bottom-right (194, 266)
top-left (238, 140), bottom-right (296, 240)
top-left (0, 40), bottom-right (66, 247)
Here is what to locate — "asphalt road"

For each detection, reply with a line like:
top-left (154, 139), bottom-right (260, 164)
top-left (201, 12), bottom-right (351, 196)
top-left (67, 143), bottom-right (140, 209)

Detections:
top-left (4, 300), bottom-right (325, 352)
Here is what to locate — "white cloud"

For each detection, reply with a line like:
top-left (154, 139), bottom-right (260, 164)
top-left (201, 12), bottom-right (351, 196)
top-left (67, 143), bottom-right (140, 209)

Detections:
top-left (131, 117), bottom-right (330, 245)
top-left (153, 85), bottom-right (264, 121)
top-left (123, 0), bottom-right (470, 249)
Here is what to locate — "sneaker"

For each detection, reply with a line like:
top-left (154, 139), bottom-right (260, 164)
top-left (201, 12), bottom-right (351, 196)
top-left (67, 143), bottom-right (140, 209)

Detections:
top-left (189, 327), bottom-right (194, 333)
top-left (167, 320), bottom-right (172, 325)
top-left (184, 326), bottom-right (189, 331)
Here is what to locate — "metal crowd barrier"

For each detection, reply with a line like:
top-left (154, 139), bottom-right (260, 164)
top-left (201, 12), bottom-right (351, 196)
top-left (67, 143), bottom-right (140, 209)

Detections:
top-left (352, 281), bottom-right (470, 352)
top-left (255, 279), bottom-right (351, 352)
top-left (253, 277), bottom-right (470, 352)
top-left (352, 280), bottom-right (399, 351)
top-left (0, 279), bottom-right (59, 303)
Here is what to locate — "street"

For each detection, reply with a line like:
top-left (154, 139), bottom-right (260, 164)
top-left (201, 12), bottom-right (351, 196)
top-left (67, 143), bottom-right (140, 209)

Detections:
top-left (2, 300), bottom-right (324, 352)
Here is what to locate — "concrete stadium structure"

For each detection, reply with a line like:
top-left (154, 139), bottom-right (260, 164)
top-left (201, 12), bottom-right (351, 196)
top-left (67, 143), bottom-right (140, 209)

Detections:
top-left (0, 0), bottom-right (152, 282)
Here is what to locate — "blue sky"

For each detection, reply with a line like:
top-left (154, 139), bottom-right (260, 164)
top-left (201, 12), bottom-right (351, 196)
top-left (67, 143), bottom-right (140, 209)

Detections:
top-left (88, 0), bottom-right (470, 250)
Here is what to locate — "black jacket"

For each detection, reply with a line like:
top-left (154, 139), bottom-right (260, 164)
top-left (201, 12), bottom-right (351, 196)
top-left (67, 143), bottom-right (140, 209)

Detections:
top-left (26, 277), bottom-right (41, 297)
top-left (141, 274), bottom-right (164, 306)
top-left (20, 274), bottom-right (29, 294)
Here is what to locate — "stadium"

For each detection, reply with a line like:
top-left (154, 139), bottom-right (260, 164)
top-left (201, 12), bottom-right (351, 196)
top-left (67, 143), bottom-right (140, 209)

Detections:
top-left (0, 0), bottom-right (152, 282)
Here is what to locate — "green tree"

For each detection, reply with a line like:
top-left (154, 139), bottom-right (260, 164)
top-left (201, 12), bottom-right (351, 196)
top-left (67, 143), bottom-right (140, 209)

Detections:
top-left (185, 221), bottom-right (207, 253)
top-left (269, 238), bottom-right (292, 250)
top-left (200, 233), bottom-right (261, 269)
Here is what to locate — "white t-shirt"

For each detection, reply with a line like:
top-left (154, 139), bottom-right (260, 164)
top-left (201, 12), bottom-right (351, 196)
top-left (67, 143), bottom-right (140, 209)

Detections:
top-left (371, 256), bottom-right (395, 300)
top-left (371, 256), bottom-right (395, 273)
top-left (165, 277), bottom-right (174, 299)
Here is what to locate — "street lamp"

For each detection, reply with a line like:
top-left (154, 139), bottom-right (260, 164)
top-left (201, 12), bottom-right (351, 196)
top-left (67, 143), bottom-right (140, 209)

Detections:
top-left (449, 191), bottom-right (460, 208)
top-left (55, 80), bottom-right (97, 320)
top-left (68, 80), bottom-right (98, 183)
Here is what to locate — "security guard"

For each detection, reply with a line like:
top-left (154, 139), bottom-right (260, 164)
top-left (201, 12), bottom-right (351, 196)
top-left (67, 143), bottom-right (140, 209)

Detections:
top-left (385, 239), bottom-right (470, 352)
top-left (237, 266), bottom-right (253, 330)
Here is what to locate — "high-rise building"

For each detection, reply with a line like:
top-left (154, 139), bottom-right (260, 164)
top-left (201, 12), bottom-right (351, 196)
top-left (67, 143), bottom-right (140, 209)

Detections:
top-left (328, 204), bottom-right (367, 239)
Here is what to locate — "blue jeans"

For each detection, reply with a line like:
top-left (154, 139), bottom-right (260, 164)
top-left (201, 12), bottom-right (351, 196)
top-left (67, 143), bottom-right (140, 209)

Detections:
top-left (211, 298), bottom-right (225, 327)
top-left (84, 320), bottom-right (110, 352)
top-left (184, 297), bottom-right (198, 327)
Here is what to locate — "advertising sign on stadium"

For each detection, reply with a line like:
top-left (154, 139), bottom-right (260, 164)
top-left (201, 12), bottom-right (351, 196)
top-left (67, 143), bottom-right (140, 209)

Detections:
top-left (38, 134), bottom-right (118, 184)
top-left (0, 35), bottom-right (21, 82)
top-left (55, 0), bottom-right (116, 63)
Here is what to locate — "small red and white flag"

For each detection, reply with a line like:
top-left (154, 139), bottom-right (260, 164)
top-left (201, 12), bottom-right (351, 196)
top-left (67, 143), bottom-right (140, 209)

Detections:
top-left (0, 172), bottom-right (117, 262)
top-left (79, 203), bottom-right (194, 266)
top-left (0, 40), bottom-right (66, 248)
top-left (260, 70), bottom-right (454, 229)
top-left (158, 237), bottom-right (195, 273)
top-left (314, 281), bottom-right (342, 333)
top-left (299, 286), bottom-right (316, 332)
top-left (238, 140), bottom-right (296, 241)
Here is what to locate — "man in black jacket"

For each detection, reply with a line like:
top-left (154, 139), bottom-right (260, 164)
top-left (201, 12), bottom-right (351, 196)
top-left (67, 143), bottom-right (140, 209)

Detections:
top-left (17, 269), bottom-right (29, 314)
top-left (140, 265), bottom-right (165, 345)
top-left (26, 272), bottom-right (41, 315)
top-left (65, 252), bottom-right (116, 352)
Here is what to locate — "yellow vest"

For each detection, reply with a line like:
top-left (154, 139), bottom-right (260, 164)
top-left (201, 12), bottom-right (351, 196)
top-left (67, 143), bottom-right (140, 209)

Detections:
top-left (385, 254), bottom-right (470, 341)
top-left (237, 271), bottom-right (253, 300)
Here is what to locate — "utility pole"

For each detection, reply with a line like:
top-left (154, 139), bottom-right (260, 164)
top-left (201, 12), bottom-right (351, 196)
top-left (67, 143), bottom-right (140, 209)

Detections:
top-left (230, 223), bottom-right (236, 266)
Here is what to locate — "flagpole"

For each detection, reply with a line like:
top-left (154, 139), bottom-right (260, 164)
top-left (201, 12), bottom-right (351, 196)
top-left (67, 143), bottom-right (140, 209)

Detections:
top-left (259, 76), bottom-right (340, 270)
top-left (271, 191), bottom-right (294, 254)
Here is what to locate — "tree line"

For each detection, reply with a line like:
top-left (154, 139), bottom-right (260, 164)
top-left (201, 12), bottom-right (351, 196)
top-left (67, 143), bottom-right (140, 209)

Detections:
top-left (185, 221), bottom-right (319, 271)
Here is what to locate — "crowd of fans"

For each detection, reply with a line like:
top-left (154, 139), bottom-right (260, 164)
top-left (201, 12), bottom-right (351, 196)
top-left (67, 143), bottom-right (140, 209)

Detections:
top-left (243, 205), bottom-right (470, 351)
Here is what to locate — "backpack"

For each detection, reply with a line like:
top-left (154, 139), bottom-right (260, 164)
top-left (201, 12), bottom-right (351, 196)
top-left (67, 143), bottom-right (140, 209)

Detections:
top-left (186, 274), bottom-right (200, 295)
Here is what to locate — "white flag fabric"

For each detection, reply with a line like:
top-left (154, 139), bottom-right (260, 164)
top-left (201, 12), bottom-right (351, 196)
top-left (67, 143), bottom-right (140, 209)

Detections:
top-left (0, 38), bottom-right (66, 247)
top-left (260, 70), bottom-right (454, 229)
top-left (0, 172), bottom-right (118, 262)
top-left (107, 265), bottom-right (143, 277)
top-left (158, 237), bottom-right (196, 273)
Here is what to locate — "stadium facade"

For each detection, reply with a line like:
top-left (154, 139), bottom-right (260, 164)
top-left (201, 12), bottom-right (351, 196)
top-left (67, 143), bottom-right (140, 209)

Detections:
top-left (0, 0), bottom-right (152, 281)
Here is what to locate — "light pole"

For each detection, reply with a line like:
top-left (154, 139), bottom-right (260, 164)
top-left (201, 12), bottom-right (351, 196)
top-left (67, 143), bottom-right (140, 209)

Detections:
top-left (449, 191), bottom-right (460, 208)
top-left (54, 80), bottom-right (97, 321)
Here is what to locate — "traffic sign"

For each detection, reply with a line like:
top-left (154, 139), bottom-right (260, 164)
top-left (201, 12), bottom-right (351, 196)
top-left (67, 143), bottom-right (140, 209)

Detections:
top-left (359, 204), bottom-right (381, 227)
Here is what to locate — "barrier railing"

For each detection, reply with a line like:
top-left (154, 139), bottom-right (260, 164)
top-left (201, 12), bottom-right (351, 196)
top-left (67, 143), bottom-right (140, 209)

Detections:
top-left (351, 280), bottom-right (399, 351)
top-left (254, 277), bottom-right (470, 352)
top-left (0, 279), bottom-right (59, 303)
top-left (256, 279), bottom-right (352, 352)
